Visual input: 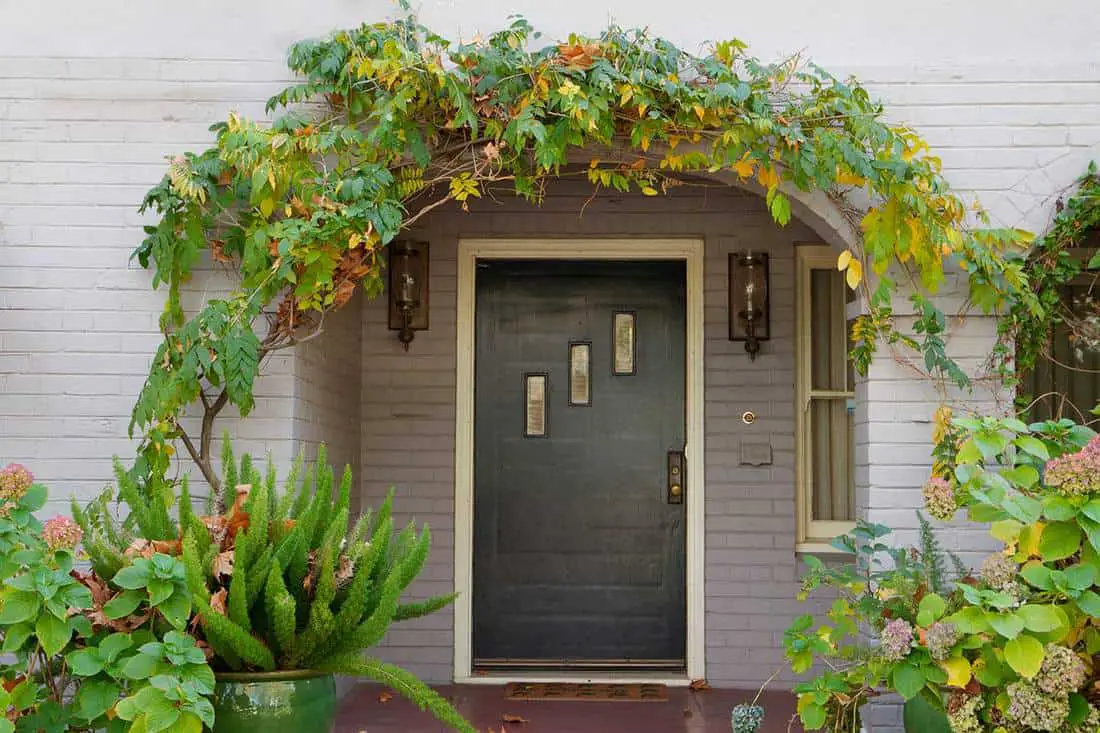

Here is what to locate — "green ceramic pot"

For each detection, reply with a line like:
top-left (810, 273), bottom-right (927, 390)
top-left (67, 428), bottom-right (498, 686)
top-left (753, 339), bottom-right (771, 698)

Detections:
top-left (211, 670), bottom-right (336, 733)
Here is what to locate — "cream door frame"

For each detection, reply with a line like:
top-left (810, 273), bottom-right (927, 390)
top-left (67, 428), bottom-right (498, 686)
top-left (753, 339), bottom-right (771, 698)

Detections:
top-left (453, 237), bottom-right (706, 684)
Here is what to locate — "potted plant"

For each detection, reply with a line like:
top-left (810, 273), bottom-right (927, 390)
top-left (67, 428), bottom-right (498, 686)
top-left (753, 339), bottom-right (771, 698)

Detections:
top-left (81, 445), bottom-right (473, 733)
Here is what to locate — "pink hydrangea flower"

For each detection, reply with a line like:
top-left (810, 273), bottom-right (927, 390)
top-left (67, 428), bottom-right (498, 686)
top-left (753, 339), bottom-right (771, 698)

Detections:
top-left (42, 516), bottom-right (82, 552)
top-left (0, 463), bottom-right (34, 503)
top-left (880, 618), bottom-right (914, 662)
top-left (922, 477), bottom-right (956, 521)
top-left (1044, 436), bottom-right (1100, 496)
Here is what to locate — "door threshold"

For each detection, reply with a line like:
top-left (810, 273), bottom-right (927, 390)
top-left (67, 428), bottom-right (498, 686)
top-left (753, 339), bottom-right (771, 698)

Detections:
top-left (456, 671), bottom-right (692, 686)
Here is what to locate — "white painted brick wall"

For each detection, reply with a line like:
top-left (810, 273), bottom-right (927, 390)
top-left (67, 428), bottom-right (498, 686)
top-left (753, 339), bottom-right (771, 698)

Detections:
top-left (2, 3), bottom-right (1099, 727)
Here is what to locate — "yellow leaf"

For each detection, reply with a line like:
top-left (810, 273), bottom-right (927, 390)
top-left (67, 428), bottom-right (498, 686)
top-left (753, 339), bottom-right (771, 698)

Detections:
top-left (590, 157), bottom-right (600, 169)
top-left (693, 104), bottom-right (705, 121)
top-left (835, 167), bottom-right (865, 186)
top-left (348, 232), bottom-right (363, 249)
top-left (732, 156), bottom-right (754, 179)
top-left (637, 103), bottom-right (648, 117)
top-left (837, 250), bottom-right (853, 271)
top-left (845, 259), bottom-right (862, 289)
top-left (619, 85), bottom-right (633, 106)
top-left (639, 135), bottom-right (650, 152)
top-left (942, 657), bottom-right (972, 688)
top-left (641, 186), bottom-right (659, 196)
top-left (757, 164), bottom-right (779, 189)
top-left (259, 198), bottom-right (275, 218)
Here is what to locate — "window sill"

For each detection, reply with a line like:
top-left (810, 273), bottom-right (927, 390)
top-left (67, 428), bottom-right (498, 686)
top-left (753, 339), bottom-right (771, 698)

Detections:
top-left (795, 541), bottom-right (851, 556)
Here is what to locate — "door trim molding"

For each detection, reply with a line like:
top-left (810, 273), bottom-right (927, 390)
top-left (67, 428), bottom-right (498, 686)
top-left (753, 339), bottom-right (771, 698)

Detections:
top-left (453, 238), bottom-right (706, 683)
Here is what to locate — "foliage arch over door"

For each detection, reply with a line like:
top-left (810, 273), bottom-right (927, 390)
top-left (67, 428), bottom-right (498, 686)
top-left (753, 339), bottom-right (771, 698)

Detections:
top-left (131, 13), bottom-right (1041, 496)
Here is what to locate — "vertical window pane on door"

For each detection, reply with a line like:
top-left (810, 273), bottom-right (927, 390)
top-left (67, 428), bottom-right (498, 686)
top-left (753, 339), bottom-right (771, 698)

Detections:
top-left (809, 398), bottom-right (855, 521)
top-left (613, 312), bottom-right (636, 375)
top-left (569, 342), bottom-right (591, 406)
top-left (524, 374), bottom-right (547, 437)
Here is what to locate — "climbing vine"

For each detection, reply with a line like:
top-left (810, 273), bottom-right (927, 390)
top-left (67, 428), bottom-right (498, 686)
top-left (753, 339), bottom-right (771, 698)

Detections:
top-left (1000, 162), bottom-right (1100, 390)
top-left (131, 13), bottom-right (1040, 494)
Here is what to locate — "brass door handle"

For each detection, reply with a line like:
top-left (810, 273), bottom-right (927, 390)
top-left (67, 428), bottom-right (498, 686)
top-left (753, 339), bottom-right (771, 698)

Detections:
top-left (667, 451), bottom-right (685, 504)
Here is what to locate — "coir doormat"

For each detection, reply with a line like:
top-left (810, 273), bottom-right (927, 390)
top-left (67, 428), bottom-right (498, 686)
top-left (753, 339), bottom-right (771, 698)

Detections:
top-left (504, 682), bottom-right (668, 702)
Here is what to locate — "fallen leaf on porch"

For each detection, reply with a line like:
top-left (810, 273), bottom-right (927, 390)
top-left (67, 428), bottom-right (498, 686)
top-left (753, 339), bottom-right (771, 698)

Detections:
top-left (689, 678), bottom-right (711, 691)
top-left (501, 713), bottom-right (528, 724)
top-left (377, 691), bottom-right (393, 704)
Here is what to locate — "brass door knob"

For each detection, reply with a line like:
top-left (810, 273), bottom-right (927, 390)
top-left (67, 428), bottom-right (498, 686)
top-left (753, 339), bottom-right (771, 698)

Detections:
top-left (670, 484), bottom-right (682, 497)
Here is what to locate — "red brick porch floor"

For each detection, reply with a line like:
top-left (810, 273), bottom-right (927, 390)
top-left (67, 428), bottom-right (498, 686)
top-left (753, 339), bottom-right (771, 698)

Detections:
top-left (336, 684), bottom-right (804, 733)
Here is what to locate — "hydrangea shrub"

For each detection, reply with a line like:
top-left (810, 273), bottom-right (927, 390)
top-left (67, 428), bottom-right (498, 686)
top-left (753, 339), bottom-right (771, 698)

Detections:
top-left (785, 415), bottom-right (1100, 732)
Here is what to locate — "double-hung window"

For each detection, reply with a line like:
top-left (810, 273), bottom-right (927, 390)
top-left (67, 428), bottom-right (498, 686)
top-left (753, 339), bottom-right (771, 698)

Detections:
top-left (796, 245), bottom-right (857, 548)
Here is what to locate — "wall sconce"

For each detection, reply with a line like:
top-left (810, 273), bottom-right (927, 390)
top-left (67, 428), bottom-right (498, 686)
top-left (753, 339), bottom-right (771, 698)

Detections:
top-left (388, 240), bottom-right (429, 350)
top-left (728, 251), bottom-right (770, 360)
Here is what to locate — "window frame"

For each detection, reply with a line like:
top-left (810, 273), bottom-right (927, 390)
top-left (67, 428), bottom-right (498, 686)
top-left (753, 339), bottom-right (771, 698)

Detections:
top-left (795, 244), bottom-right (857, 550)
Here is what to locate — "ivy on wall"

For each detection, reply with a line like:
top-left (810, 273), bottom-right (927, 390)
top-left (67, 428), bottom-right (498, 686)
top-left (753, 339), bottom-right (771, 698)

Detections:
top-left (130, 13), bottom-right (1045, 496)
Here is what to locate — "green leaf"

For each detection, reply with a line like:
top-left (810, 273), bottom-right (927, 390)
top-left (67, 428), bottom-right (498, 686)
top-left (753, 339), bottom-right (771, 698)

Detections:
top-left (0, 591), bottom-right (40, 624)
top-left (99, 633), bottom-right (134, 663)
top-left (21, 484), bottom-right (47, 512)
top-left (163, 712), bottom-right (203, 733)
top-left (75, 679), bottom-right (120, 722)
top-left (66, 648), bottom-right (105, 676)
top-left (147, 579), bottom-right (173, 607)
top-left (1014, 435), bottom-right (1050, 460)
top-left (1002, 494), bottom-right (1043, 524)
top-left (1068, 693), bottom-right (1090, 725)
top-left (1, 623), bottom-right (33, 653)
top-left (799, 701), bottom-right (827, 729)
top-left (946, 607), bottom-right (989, 634)
top-left (1003, 465), bottom-right (1040, 489)
top-left (1016, 605), bottom-right (1064, 633)
top-left (1043, 496), bottom-right (1077, 521)
top-left (1021, 564), bottom-right (1054, 590)
top-left (903, 697), bottom-right (951, 733)
top-left (104, 589), bottom-right (144, 619)
top-left (988, 612), bottom-right (1025, 639)
top-left (113, 562), bottom-right (153, 590)
top-left (1076, 590), bottom-right (1100, 616)
top-left (1004, 635), bottom-right (1045, 678)
top-left (1040, 521), bottom-right (1082, 561)
top-left (892, 663), bottom-right (926, 700)
top-left (121, 652), bottom-right (161, 680)
top-left (144, 697), bottom-right (181, 733)
top-left (35, 612), bottom-right (72, 656)
top-left (917, 594), bottom-right (947, 627)
top-left (1082, 499), bottom-right (1100, 524)
top-left (1064, 563), bottom-right (1096, 590)
top-left (157, 589), bottom-right (190, 629)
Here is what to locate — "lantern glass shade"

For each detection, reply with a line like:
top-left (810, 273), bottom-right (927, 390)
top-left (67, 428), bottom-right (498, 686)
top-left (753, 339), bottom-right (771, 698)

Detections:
top-left (388, 240), bottom-right (430, 348)
top-left (728, 251), bottom-right (770, 351)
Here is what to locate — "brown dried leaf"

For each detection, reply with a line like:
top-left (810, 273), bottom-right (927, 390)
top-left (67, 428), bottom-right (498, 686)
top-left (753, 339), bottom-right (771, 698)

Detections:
top-left (212, 551), bottom-right (234, 579)
top-left (377, 691), bottom-right (393, 704)
top-left (335, 554), bottom-right (356, 586)
top-left (209, 588), bottom-right (228, 616)
top-left (689, 678), bottom-right (711, 691)
top-left (123, 539), bottom-right (155, 559)
top-left (152, 539), bottom-right (181, 556)
top-left (556, 42), bottom-right (602, 70)
top-left (225, 485), bottom-right (251, 543)
top-left (210, 240), bottom-right (233, 263)
top-left (501, 713), bottom-right (528, 724)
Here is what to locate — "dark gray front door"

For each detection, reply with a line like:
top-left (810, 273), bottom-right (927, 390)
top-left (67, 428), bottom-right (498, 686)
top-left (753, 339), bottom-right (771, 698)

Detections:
top-left (473, 259), bottom-right (687, 670)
